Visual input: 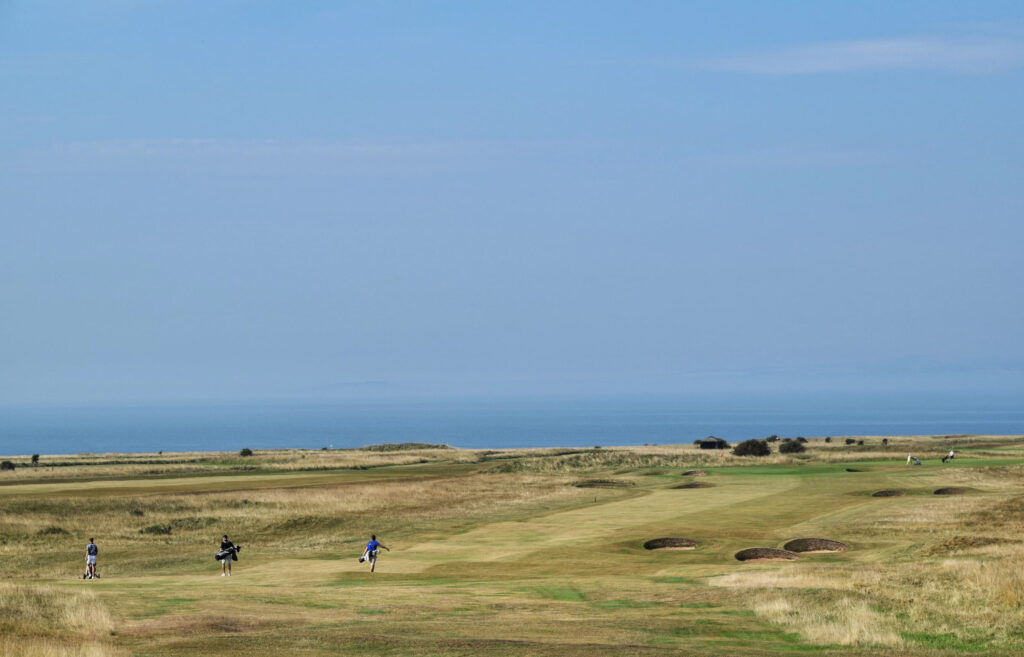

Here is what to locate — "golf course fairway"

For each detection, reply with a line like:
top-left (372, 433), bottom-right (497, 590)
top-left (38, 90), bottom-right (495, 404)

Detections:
top-left (2, 435), bottom-right (1023, 656)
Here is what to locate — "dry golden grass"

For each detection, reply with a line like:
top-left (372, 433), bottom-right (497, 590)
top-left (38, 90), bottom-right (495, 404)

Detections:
top-left (0, 584), bottom-right (126, 657)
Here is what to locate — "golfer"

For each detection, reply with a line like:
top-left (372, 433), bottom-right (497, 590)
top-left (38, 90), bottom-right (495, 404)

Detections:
top-left (942, 449), bottom-right (955, 463)
top-left (84, 538), bottom-right (98, 579)
top-left (219, 535), bottom-right (235, 576)
top-left (359, 534), bottom-right (390, 573)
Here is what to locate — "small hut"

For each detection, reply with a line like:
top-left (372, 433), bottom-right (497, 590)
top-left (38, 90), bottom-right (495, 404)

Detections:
top-left (698, 436), bottom-right (730, 450)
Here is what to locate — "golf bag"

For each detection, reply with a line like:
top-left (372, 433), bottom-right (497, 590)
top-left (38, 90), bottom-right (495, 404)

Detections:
top-left (215, 545), bottom-right (242, 562)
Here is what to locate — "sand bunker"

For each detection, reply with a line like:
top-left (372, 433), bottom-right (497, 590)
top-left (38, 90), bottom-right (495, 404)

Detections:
top-left (872, 489), bottom-right (905, 497)
top-left (845, 468), bottom-right (863, 472)
top-left (934, 487), bottom-right (969, 495)
top-left (681, 470), bottom-right (707, 477)
top-left (643, 537), bottom-right (698, 550)
top-left (573, 479), bottom-right (635, 488)
top-left (783, 538), bottom-right (848, 553)
top-left (672, 482), bottom-right (714, 489)
top-left (734, 548), bottom-right (799, 562)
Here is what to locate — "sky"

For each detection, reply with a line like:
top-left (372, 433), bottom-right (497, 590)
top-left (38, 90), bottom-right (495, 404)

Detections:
top-left (2, 1), bottom-right (1023, 405)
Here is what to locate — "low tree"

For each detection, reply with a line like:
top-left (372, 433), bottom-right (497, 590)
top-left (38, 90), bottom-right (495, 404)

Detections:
top-left (845, 438), bottom-right (856, 445)
top-left (779, 440), bottom-right (806, 454)
top-left (239, 448), bottom-right (254, 457)
top-left (31, 454), bottom-right (40, 465)
top-left (1, 460), bottom-right (15, 471)
top-left (732, 439), bottom-right (771, 457)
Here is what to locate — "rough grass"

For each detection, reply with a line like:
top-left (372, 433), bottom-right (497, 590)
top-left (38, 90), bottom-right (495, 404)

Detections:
top-left (2, 435), bottom-right (1024, 656)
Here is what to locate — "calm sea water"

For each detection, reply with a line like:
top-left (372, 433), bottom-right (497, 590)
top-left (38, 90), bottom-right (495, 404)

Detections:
top-left (1, 395), bottom-right (1022, 456)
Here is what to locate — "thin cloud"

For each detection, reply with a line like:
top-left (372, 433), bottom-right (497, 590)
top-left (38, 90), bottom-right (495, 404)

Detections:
top-left (692, 33), bottom-right (1024, 75)
top-left (1, 138), bottom-right (564, 177)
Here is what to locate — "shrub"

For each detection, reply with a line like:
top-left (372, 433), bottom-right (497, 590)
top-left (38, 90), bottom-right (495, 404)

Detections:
top-left (779, 440), bottom-right (806, 454)
top-left (37, 526), bottom-right (69, 536)
top-left (845, 438), bottom-right (856, 445)
top-left (732, 439), bottom-right (771, 457)
top-left (239, 448), bottom-right (254, 457)
top-left (31, 454), bottom-right (39, 465)
top-left (139, 524), bottom-right (172, 535)
top-left (882, 438), bottom-right (889, 445)
top-left (824, 437), bottom-right (832, 443)
top-left (0, 460), bottom-right (14, 471)
top-left (765, 435), bottom-right (779, 442)
top-left (796, 437), bottom-right (807, 443)
top-left (857, 440), bottom-right (864, 446)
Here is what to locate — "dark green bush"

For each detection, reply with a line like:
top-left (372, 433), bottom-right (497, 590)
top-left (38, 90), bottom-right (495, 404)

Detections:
top-left (824, 437), bottom-right (832, 443)
top-left (239, 448), bottom-right (254, 457)
top-left (765, 435), bottom-right (779, 442)
top-left (31, 454), bottom-right (40, 465)
top-left (845, 438), bottom-right (856, 445)
top-left (0, 460), bottom-right (14, 471)
top-left (37, 526), bottom-right (69, 535)
top-left (732, 439), bottom-right (771, 457)
top-left (139, 524), bottom-right (172, 535)
top-left (779, 440), bottom-right (806, 454)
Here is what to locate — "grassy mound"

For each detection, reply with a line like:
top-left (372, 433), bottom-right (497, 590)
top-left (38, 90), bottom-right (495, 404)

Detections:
top-left (783, 538), bottom-right (848, 553)
top-left (573, 479), bottom-right (635, 488)
top-left (681, 469), bottom-right (707, 476)
top-left (934, 487), bottom-right (969, 495)
top-left (671, 482), bottom-right (714, 489)
top-left (873, 489), bottom-right (905, 497)
top-left (735, 547), bottom-right (800, 562)
top-left (643, 537), bottom-right (698, 550)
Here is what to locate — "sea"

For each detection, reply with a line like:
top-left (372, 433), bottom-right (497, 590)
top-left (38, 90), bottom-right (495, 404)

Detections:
top-left (1, 394), bottom-right (1022, 456)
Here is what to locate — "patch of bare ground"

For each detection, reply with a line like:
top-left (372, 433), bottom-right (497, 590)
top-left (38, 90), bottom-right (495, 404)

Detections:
top-left (572, 479), bottom-right (635, 488)
top-left (681, 469), bottom-right (707, 476)
top-left (783, 538), bottom-right (848, 553)
top-left (124, 614), bottom-right (289, 639)
top-left (872, 489), bottom-right (904, 497)
top-left (734, 547), bottom-right (800, 562)
top-left (923, 535), bottom-right (1021, 556)
top-left (671, 482), bottom-right (714, 489)
top-left (643, 537), bottom-right (697, 550)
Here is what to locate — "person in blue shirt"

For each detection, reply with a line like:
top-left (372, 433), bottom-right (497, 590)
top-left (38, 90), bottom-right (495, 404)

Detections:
top-left (84, 538), bottom-right (98, 579)
top-left (358, 534), bottom-right (390, 572)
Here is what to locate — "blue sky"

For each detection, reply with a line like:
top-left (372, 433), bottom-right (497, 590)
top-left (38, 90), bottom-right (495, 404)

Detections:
top-left (2, 1), bottom-right (1023, 404)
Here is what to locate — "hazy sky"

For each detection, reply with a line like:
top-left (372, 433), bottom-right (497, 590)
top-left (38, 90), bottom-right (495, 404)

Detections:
top-left (2, 1), bottom-right (1023, 404)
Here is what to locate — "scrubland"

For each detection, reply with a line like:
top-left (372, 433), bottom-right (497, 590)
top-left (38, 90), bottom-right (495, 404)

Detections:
top-left (2, 435), bottom-right (1024, 655)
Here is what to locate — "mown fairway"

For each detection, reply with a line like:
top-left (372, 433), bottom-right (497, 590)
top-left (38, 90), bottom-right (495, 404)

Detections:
top-left (3, 436), bottom-right (1024, 656)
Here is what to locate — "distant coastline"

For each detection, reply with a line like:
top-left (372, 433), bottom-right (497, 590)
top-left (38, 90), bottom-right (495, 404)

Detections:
top-left (2, 395), bottom-right (1022, 457)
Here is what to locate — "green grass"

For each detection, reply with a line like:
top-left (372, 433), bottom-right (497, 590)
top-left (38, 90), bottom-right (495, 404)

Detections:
top-left (3, 436), bottom-right (1024, 656)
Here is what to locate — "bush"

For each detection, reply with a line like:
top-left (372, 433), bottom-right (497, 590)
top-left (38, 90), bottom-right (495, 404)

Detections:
top-left (31, 454), bottom-right (39, 465)
top-left (844, 438), bottom-right (856, 445)
top-left (765, 435), bottom-right (779, 442)
top-left (0, 460), bottom-right (15, 471)
top-left (239, 448), bottom-right (254, 457)
top-left (796, 437), bottom-right (807, 443)
top-left (882, 438), bottom-right (889, 445)
top-left (857, 440), bottom-right (864, 446)
top-left (139, 524), bottom-right (172, 535)
top-left (37, 526), bottom-right (69, 536)
top-left (824, 437), bottom-right (832, 443)
top-left (732, 439), bottom-right (771, 457)
top-left (779, 440), bottom-right (806, 454)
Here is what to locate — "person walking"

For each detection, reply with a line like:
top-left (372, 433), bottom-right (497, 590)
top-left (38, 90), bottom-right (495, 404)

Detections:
top-left (359, 534), bottom-right (390, 573)
top-left (219, 535), bottom-right (235, 576)
top-left (84, 538), bottom-right (98, 579)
